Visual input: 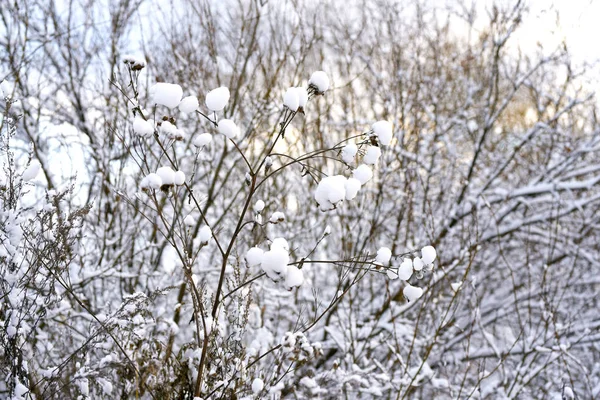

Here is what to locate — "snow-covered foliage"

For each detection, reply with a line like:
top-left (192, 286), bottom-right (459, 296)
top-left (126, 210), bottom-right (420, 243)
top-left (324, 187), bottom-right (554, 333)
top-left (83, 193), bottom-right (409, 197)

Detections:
top-left (1, 1), bottom-right (599, 399)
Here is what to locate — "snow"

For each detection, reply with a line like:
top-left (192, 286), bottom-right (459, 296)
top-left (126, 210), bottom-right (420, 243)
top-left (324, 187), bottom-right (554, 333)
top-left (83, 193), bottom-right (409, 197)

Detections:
top-left (252, 378), bottom-right (264, 394)
top-left (421, 245), bottom-right (437, 265)
top-left (315, 175), bottom-right (347, 211)
top-left (296, 87), bottom-right (308, 108)
top-left (174, 170), bottom-right (186, 185)
top-left (184, 215), bottom-right (195, 226)
top-left (353, 164), bottom-right (373, 185)
top-left (283, 87), bottom-right (300, 111)
top-left (179, 95), bottom-right (199, 113)
top-left (363, 146), bottom-right (382, 165)
top-left (344, 178), bottom-right (361, 200)
top-left (271, 237), bottom-right (289, 251)
top-left (451, 281), bottom-right (462, 292)
top-left (563, 386), bottom-right (575, 399)
top-left (122, 54), bottom-right (146, 68)
top-left (265, 156), bottom-right (273, 171)
top-left (217, 119), bottom-right (240, 139)
top-left (413, 257), bottom-right (424, 271)
top-left (376, 247), bottom-right (392, 266)
top-left (245, 247), bottom-right (264, 267)
top-left (205, 86), bottom-right (230, 111)
top-left (284, 265), bottom-right (304, 289)
top-left (22, 160), bottom-right (41, 181)
top-left (398, 258), bottom-right (413, 280)
top-left (324, 225), bottom-right (331, 236)
top-left (159, 121), bottom-right (184, 140)
top-left (150, 82), bottom-right (183, 109)
top-left (269, 211), bottom-right (285, 223)
top-left (193, 133), bottom-right (212, 147)
top-left (254, 200), bottom-right (265, 213)
top-left (199, 226), bottom-right (212, 244)
top-left (133, 116), bottom-right (154, 136)
top-left (387, 268), bottom-right (399, 280)
top-left (156, 167), bottom-right (176, 186)
top-left (140, 173), bottom-right (162, 190)
top-left (261, 247), bottom-right (289, 280)
top-left (309, 71), bottom-right (330, 93)
top-left (403, 283), bottom-right (424, 302)
top-left (372, 120), bottom-right (393, 145)
top-left (341, 143), bottom-right (358, 163)
top-left (1, 79), bottom-right (15, 98)
top-left (14, 382), bottom-right (28, 398)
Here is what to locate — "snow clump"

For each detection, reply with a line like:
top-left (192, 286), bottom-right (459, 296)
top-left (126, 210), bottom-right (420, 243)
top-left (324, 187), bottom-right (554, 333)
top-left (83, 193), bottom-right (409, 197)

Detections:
top-left (309, 71), bottom-right (330, 93)
top-left (133, 116), bottom-right (154, 136)
top-left (22, 161), bottom-right (41, 181)
top-left (252, 378), bottom-right (264, 394)
top-left (284, 265), bottom-right (304, 290)
top-left (269, 211), bottom-right (285, 223)
top-left (296, 87), bottom-right (308, 108)
top-left (398, 258), bottom-right (413, 281)
top-left (371, 120), bottom-right (393, 146)
top-left (140, 173), bottom-right (162, 190)
top-left (156, 167), bottom-right (176, 186)
top-left (245, 247), bottom-right (264, 267)
top-left (261, 245), bottom-right (289, 281)
top-left (376, 247), bottom-right (392, 266)
top-left (363, 145), bottom-right (382, 165)
top-left (192, 133), bottom-right (212, 147)
top-left (254, 200), bottom-right (265, 213)
top-left (283, 87), bottom-right (300, 111)
top-left (217, 119), bottom-right (240, 139)
top-left (353, 164), bottom-right (373, 185)
top-left (344, 178), bottom-right (361, 200)
top-left (421, 245), bottom-right (437, 265)
top-left (403, 283), bottom-right (424, 302)
top-left (1, 79), bottom-right (15, 98)
top-left (413, 257), bottom-right (424, 271)
top-left (174, 171), bottom-right (186, 186)
top-left (199, 226), bottom-right (212, 244)
top-left (341, 143), bottom-right (358, 163)
top-left (205, 86), bottom-right (230, 112)
top-left (179, 95), bottom-right (199, 113)
top-left (151, 82), bottom-right (183, 109)
top-left (315, 175), bottom-right (347, 211)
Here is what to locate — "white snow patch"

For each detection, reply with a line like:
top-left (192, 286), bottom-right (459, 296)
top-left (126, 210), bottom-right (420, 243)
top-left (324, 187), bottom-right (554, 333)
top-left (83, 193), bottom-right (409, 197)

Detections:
top-left (150, 82), bottom-right (183, 109)
top-left (309, 71), bottom-right (330, 93)
top-left (283, 87), bottom-right (300, 111)
top-left (376, 247), bottom-right (392, 266)
top-left (269, 211), bottom-right (285, 223)
top-left (245, 247), bottom-right (264, 267)
top-left (133, 116), bottom-right (154, 136)
top-left (372, 120), bottom-right (393, 145)
top-left (353, 164), bottom-right (373, 185)
top-left (398, 258), bottom-right (413, 281)
top-left (404, 283), bottom-right (423, 302)
top-left (315, 175), bottom-right (347, 211)
top-left (179, 95), bottom-right (199, 113)
top-left (218, 119), bottom-right (240, 139)
top-left (363, 146), bottom-right (381, 165)
top-left (205, 86), bottom-right (230, 111)
top-left (341, 143), bottom-right (358, 163)
top-left (193, 133), bottom-right (212, 147)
